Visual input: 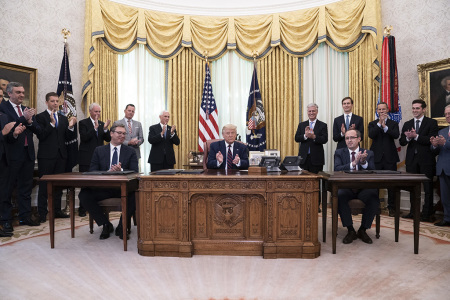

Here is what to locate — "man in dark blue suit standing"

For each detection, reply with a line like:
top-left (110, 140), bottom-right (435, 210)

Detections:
top-left (431, 105), bottom-right (450, 227)
top-left (334, 129), bottom-right (380, 245)
top-left (78, 123), bottom-right (138, 240)
top-left (333, 97), bottom-right (364, 149)
top-left (207, 124), bottom-right (249, 170)
top-left (0, 82), bottom-right (41, 229)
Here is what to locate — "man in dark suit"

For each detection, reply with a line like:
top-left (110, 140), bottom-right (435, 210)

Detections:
top-left (400, 99), bottom-right (439, 222)
top-left (333, 97), bottom-right (364, 149)
top-left (0, 113), bottom-right (24, 236)
top-left (368, 102), bottom-right (400, 217)
top-left (0, 82), bottom-right (41, 228)
top-left (207, 124), bottom-right (249, 170)
top-left (78, 123), bottom-right (138, 240)
top-left (148, 110), bottom-right (180, 172)
top-left (78, 103), bottom-right (111, 216)
top-left (431, 105), bottom-right (450, 227)
top-left (35, 92), bottom-right (77, 222)
top-left (335, 129), bottom-right (380, 244)
top-left (295, 103), bottom-right (328, 173)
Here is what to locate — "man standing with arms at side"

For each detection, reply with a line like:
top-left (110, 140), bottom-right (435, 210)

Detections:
top-left (333, 97), bottom-right (364, 149)
top-left (335, 129), bottom-right (380, 244)
top-left (78, 103), bottom-right (111, 217)
top-left (148, 110), bottom-right (180, 172)
top-left (368, 102), bottom-right (400, 217)
top-left (400, 99), bottom-right (438, 222)
top-left (114, 104), bottom-right (143, 160)
top-left (430, 105), bottom-right (450, 227)
top-left (295, 103), bottom-right (328, 173)
top-left (35, 92), bottom-right (77, 222)
top-left (78, 123), bottom-right (138, 240)
top-left (0, 82), bottom-right (41, 228)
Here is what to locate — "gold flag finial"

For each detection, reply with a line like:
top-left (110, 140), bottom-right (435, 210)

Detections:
top-left (61, 28), bottom-right (71, 43)
top-left (384, 25), bottom-right (393, 36)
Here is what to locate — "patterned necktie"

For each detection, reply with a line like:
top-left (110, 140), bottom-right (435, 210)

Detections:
top-left (415, 120), bottom-right (420, 133)
top-left (53, 113), bottom-right (58, 128)
top-left (351, 151), bottom-right (356, 170)
top-left (345, 115), bottom-right (350, 130)
top-left (111, 147), bottom-right (118, 168)
top-left (163, 125), bottom-right (167, 138)
top-left (128, 119), bottom-right (132, 134)
top-left (227, 144), bottom-right (233, 169)
top-left (16, 105), bottom-right (28, 146)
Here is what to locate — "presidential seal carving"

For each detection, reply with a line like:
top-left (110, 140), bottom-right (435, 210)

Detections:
top-left (214, 196), bottom-right (243, 227)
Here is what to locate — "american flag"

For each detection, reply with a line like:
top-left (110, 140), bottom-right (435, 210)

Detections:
top-left (198, 63), bottom-right (219, 152)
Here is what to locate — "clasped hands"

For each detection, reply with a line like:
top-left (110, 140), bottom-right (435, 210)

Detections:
top-left (49, 109), bottom-right (77, 128)
top-left (430, 135), bottom-right (447, 147)
top-left (2, 121), bottom-right (25, 138)
top-left (161, 124), bottom-right (176, 137)
top-left (94, 118), bottom-right (111, 131)
top-left (341, 123), bottom-right (356, 134)
top-left (404, 128), bottom-right (418, 139)
top-left (305, 126), bottom-right (316, 139)
top-left (216, 151), bottom-right (240, 165)
top-left (109, 162), bottom-right (122, 172)
top-left (352, 150), bottom-right (368, 167)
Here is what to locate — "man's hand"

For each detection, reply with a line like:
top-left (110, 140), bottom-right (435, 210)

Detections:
top-left (305, 126), bottom-right (315, 139)
top-left (68, 116), bottom-right (77, 128)
top-left (104, 119), bottom-right (111, 130)
top-left (431, 135), bottom-right (446, 146)
top-left (109, 162), bottom-right (122, 172)
top-left (404, 128), bottom-right (417, 139)
top-left (378, 114), bottom-right (387, 128)
top-left (23, 107), bottom-right (36, 123)
top-left (348, 124), bottom-right (356, 131)
top-left (129, 137), bottom-right (138, 145)
top-left (216, 151), bottom-right (223, 164)
top-left (341, 123), bottom-right (346, 134)
top-left (13, 124), bottom-right (26, 138)
top-left (359, 150), bottom-right (368, 164)
top-left (171, 125), bottom-right (176, 134)
top-left (2, 121), bottom-right (16, 136)
top-left (232, 154), bottom-right (240, 165)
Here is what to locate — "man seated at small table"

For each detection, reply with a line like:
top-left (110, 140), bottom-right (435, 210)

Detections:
top-left (78, 123), bottom-right (138, 240)
top-left (334, 129), bottom-right (380, 245)
top-left (207, 124), bottom-right (249, 170)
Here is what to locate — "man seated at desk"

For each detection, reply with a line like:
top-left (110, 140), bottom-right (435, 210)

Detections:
top-left (207, 124), bottom-right (249, 170)
top-left (78, 123), bottom-right (138, 240)
top-left (334, 129), bottom-right (380, 245)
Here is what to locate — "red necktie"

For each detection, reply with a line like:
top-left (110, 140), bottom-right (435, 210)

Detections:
top-left (351, 151), bottom-right (356, 170)
top-left (16, 105), bottom-right (28, 146)
top-left (227, 145), bottom-right (233, 169)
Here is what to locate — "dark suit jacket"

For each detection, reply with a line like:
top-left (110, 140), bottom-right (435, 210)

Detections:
top-left (333, 114), bottom-right (364, 149)
top-left (89, 144), bottom-right (139, 173)
top-left (368, 118), bottom-right (400, 164)
top-left (78, 117), bottom-right (111, 166)
top-left (0, 100), bottom-right (40, 161)
top-left (206, 140), bottom-right (249, 169)
top-left (295, 119), bottom-right (328, 166)
top-left (433, 126), bottom-right (450, 176)
top-left (399, 116), bottom-right (438, 166)
top-left (334, 147), bottom-right (375, 171)
top-left (35, 110), bottom-right (76, 159)
top-left (147, 123), bottom-right (180, 165)
top-left (0, 112), bottom-right (15, 163)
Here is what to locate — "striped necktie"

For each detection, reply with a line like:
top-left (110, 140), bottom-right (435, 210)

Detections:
top-left (227, 144), bottom-right (233, 169)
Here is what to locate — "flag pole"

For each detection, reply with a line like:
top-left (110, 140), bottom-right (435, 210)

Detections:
top-left (251, 51), bottom-right (258, 136)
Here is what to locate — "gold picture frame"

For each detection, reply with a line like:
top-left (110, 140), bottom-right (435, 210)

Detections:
top-left (418, 57), bottom-right (450, 126)
top-left (0, 61), bottom-right (37, 108)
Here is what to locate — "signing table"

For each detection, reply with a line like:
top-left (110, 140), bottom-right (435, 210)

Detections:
top-left (137, 169), bottom-right (321, 258)
top-left (41, 173), bottom-right (139, 251)
top-left (320, 171), bottom-right (429, 254)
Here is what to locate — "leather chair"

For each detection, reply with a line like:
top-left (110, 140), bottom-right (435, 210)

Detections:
top-left (202, 139), bottom-right (248, 169)
top-left (88, 198), bottom-right (137, 234)
top-left (322, 198), bottom-right (381, 242)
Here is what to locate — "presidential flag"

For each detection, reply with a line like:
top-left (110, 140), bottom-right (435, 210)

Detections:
top-left (246, 66), bottom-right (266, 151)
top-left (57, 42), bottom-right (78, 171)
top-left (198, 63), bottom-right (219, 152)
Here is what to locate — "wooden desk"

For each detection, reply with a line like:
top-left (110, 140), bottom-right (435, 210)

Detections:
top-left (41, 173), bottom-right (139, 251)
top-left (320, 171), bottom-right (429, 254)
top-left (138, 170), bottom-right (321, 259)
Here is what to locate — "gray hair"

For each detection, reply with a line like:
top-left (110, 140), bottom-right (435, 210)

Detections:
top-left (307, 103), bottom-right (318, 110)
top-left (159, 110), bottom-right (169, 116)
top-left (6, 82), bottom-right (23, 94)
top-left (89, 103), bottom-right (101, 111)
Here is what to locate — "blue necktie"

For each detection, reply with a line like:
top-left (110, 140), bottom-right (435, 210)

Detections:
top-left (111, 147), bottom-right (118, 167)
top-left (345, 114), bottom-right (350, 130)
top-left (53, 113), bottom-right (58, 128)
top-left (308, 121), bottom-right (314, 154)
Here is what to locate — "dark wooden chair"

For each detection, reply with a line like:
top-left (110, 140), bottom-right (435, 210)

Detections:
top-left (88, 198), bottom-right (137, 234)
top-left (322, 198), bottom-right (381, 242)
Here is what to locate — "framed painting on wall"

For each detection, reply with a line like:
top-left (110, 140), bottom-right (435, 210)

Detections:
top-left (418, 57), bottom-right (450, 126)
top-left (0, 61), bottom-right (37, 108)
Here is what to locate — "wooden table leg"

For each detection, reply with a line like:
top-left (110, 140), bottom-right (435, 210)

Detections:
top-left (322, 179), bottom-right (327, 243)
top-left (48, 182), bottom-right (54, 248)
top-left (413, 185), bottom-right (421, 254)
top-left (394, 188), bottom-right (400, 242)
top-left (69, 187), bottom-right (75, 238)
top-left (122, 182), bottom-right (127, 251)
top-left (332, 185), bottom-right (338, 254)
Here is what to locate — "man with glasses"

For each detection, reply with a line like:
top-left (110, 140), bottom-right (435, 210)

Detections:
top-left (399, 99), bottom-right (438, 222)
top-left (78, 123), bottom-right (138, 240)
top-left (334, 129), bottom-right (380, 245)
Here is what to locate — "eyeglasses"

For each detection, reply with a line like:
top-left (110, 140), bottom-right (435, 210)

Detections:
top-left (345, 136), bottom-right (358, 140)
top-left (112, 131), bottom-right (126, 136)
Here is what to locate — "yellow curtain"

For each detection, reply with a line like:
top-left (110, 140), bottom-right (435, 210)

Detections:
top-left (83, 39), bottom-right (118, 124)
top-left (258, 47), bottom-right (300, 158)
top-left (349, 34), bottom-right (380, 149)
top-left (168, 49), bottom-right (205, 168)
